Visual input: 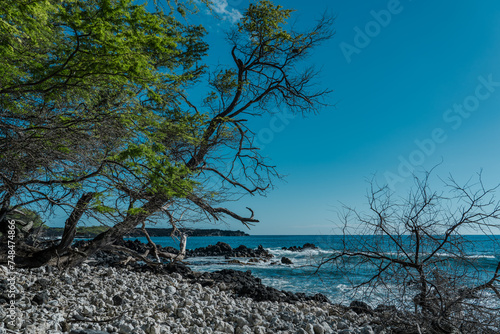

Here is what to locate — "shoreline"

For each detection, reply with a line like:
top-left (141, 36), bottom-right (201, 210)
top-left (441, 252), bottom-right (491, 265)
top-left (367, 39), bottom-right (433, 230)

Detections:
top-left (0, 262), bottom-right (381, 334)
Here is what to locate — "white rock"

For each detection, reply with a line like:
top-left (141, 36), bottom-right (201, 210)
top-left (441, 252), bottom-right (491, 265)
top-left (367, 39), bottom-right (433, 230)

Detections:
top-left (304, 323), bottom-right (314, 334)
top-left (339, 330), bottom-right (354, 334)
top-left (321, 321), bottom-right (333, 333)
top-left (6, 316), bottom-right (22, 330)
top-left (176, 307), bottom-right (192, 320)
top-left (25, 322), bottom-right (49, 334)
top-left (119, 321), bottom-right (135, 334)
top-left (80, 305), bottom-right (94, 316)
top-left (253, 326), bottom-right (266, 334)
top-left (51, 312), bottom-right (65, 323)
top-left (0, 265), bottom-right (9, 276)
top-left (359, 326), bottom-right (375, 334)
top-left (203, 293), bottom-right (212, 302)
top-left (170, 273), bottom-right (182, 281)
top-left (166, 286), bottom-right (177, 295)
top-left (250, 313), bottom-right (264, 326)
top-left (235, 325), bottom-right (252, 334)
top-left (232, 315), bottom-right (249, 328)
top-left (337, 321), bottom-right (349, 330)
top-left (313, 324), bottom-right (325, 334)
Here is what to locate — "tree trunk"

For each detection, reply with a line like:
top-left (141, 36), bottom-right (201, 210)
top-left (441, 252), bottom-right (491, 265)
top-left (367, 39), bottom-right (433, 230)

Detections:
top-left (72, 196), bottom-right (167, 266)
top-left (0, 191), bottom-right (13, 236)
top-left (12, 192), bottom-right (95, 268)
top-left (58, 192), bottom-right (95, 252)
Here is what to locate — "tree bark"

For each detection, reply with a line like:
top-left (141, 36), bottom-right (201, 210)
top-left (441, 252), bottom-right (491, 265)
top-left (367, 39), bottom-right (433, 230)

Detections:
top-left (12, 192), bottom-right (95, 267)
top-left (73, 196), bottom-right (167, 265)
top-left (57, 192), bottom-right (95, 252)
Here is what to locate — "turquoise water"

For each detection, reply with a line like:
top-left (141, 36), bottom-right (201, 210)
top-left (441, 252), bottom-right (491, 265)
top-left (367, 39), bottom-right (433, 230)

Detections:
top-left (127, 235), bottom-right (500, 307)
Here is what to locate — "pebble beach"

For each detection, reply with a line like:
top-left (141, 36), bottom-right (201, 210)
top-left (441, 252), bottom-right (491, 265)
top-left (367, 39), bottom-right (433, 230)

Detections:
top-left (0, 262), bottom-right (382, 334)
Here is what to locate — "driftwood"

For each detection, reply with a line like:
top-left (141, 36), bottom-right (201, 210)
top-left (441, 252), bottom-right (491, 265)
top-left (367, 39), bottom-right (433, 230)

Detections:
top-left (156, 233), bottom-right (187, 262)
top-left (106, 231), bottom-right (187, 266)
top-left (141, 223), bottom-right (160, 262)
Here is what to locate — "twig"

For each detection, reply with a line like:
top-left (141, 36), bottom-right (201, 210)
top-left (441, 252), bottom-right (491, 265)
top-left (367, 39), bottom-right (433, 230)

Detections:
top-left (141, 223), bottom-right (160, 263)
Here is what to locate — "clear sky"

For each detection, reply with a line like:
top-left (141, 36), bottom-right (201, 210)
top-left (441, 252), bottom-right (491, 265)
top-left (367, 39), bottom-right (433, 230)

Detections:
top-left (46, 1), bottom-right (500, 235)
top-left (182, 0), bottom-right (500, 235)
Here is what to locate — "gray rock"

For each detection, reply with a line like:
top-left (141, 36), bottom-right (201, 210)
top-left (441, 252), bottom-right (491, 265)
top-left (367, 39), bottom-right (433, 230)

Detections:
top-left (166, 286), bottom-right (177, 294)
top-left (232, 316), bottom-right (249, 327)
top-left (360, 326), bottom-right (375, 334)
top-left (313, 324), bottom-right (325, 334)
top-left (35, 278), bottom-right (51, 289)
top-left (176, 307), bottom-right (192, 320)
top-left (61, 274), bottom-right (73, 284)
top-left (73, 314), bottom-right (88, 321)
top-left (337, 321), bottom-right (349, 330)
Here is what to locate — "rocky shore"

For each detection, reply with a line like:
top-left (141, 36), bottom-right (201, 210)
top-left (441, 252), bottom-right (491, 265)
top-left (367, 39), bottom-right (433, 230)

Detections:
top-left (0, 240), bottom-right (401, 333)
top-left (0, 262), bottom-right (383, 334)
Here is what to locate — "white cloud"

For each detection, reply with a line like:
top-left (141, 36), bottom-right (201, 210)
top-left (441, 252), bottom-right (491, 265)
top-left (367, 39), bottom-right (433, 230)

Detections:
top-left (211, 0), bottom-right (243, 23)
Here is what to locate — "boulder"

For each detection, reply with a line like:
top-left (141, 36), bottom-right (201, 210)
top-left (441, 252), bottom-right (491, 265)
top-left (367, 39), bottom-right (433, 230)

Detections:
top-left (349, 300), bottom-right (373, 315)
top-left (189, 268), bottom-right (330, 304)
top-left (282, 243), bottom-right (318, 252)
top-left (187, 243), bottom-right (273, 259)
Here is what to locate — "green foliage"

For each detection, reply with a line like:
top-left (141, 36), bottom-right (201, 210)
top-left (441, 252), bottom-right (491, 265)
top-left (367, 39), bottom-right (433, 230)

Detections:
top-left (238, 0), bottom-right (293, 47)
top-left (47, 225), bottom-right (109, 235)
top-left (127, 207), bottom-right (148, 216)
top-left (0, 0), bottom-right (206, 96)
top-left (1, 0), bottom-right (209, 218)
top-left (213, 69), bottom-right (238, 95)
top-left (7, 208), bottom-right (45, 228)
top-left (76, 225), bottom-right (109, 235)
top-left (1, 0), bottom-right (333, 244)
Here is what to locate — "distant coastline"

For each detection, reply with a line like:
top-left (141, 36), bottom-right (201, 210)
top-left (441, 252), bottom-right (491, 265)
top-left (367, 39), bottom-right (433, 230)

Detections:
top-left (42, 226), bottom-right (250, 239)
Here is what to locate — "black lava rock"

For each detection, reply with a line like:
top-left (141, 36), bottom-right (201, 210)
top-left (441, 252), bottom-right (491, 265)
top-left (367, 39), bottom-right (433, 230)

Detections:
top-left (186, 242), bottom-right (273, 259)
top-left (282, 243), bottom-right (318, 252)
top-left (375, 304), bottom-right (397, 314)
top-left (32, 291), bottom-right (49, 305)
top-left (350, 300), bottom-right (373, 315)
top-left (34, 278), bottom-right (50, 289)
top-left (281, 257), bottom-right (293, 264)
top-left (162, 262), bottom-right (193, 277)
top-left (112, 295), bottom-right (123, 306)
top-left (188, 268), bottom-right (330, 305)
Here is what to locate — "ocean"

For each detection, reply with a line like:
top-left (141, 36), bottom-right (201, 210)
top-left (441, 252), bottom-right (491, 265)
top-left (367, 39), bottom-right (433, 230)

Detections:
top-left (127, 234), bottom-right (500, 308)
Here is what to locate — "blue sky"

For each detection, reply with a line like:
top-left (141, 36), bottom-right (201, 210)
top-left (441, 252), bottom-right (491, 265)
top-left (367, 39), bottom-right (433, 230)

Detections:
top-left (46, 1), bottom-right (500, 235)
top-left (185, 0), bottom-right (500, 235)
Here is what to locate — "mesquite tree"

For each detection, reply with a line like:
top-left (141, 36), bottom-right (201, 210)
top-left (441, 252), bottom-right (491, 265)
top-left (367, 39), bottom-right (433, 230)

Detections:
top-left (79, 0), bottom-right (334, 263)
top-left (322, 173), bottom-right (500, 333)
top-left (1, 0), bottom-right (334, 267)
top-left (0, 0), bottom-right (207, 265)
